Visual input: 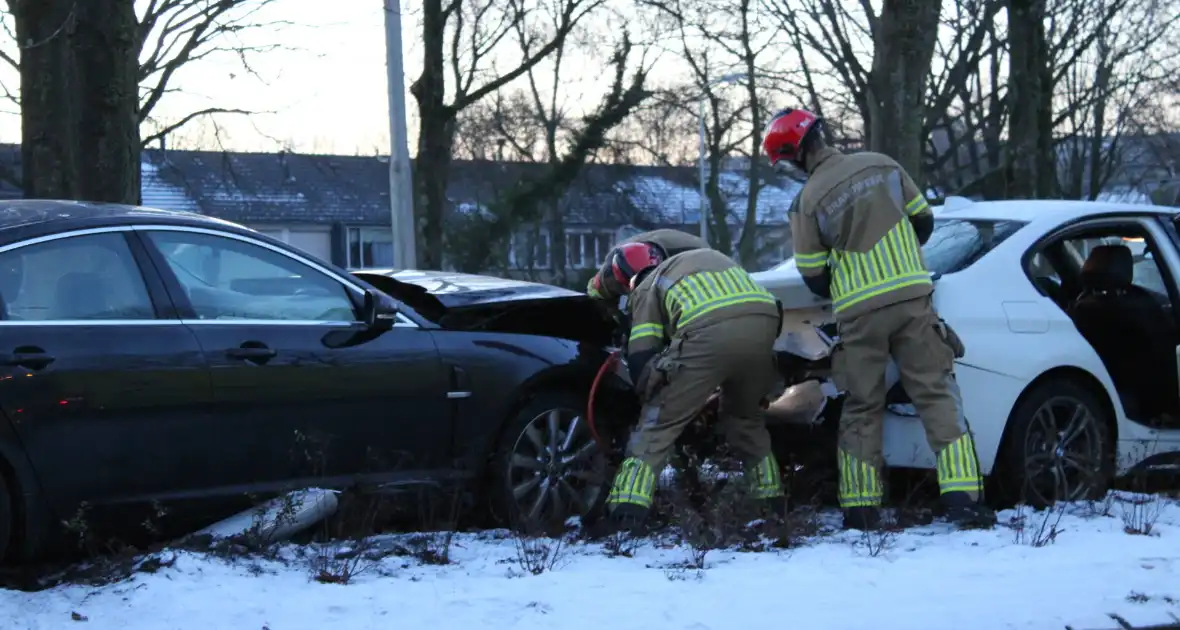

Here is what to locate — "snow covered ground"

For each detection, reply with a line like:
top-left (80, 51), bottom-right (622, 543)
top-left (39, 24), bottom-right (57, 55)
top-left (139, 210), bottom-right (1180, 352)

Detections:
top-left (3, 494), bottom-right (1180, 630)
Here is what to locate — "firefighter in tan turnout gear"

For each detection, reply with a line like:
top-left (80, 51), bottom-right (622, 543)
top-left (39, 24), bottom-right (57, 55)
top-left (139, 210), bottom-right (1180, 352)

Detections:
top-left (586, 229), bottom-right (710, 307)
top-left (762, 107), bottom-right (996, 530)
top-left (602, 243), bottom-right (786, 529)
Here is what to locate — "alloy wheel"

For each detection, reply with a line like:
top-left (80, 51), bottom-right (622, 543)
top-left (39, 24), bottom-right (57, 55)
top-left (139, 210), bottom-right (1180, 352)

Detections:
top-left (506, 408), bottom-right (607, 527)
top-left (1021, 395), bottom-right (1106, 505)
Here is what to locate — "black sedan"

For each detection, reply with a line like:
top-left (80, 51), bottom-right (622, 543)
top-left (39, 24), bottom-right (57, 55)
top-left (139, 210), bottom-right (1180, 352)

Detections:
top-left (0, 200), bottom-right (635, 562)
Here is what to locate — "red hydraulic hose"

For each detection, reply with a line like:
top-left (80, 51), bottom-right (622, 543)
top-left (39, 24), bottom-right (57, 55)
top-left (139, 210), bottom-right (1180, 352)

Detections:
top-left (586, 350), bottom-right (621, 451)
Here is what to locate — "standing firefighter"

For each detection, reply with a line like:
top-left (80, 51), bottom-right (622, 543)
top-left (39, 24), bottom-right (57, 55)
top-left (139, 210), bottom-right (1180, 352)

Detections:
top-left (762, 107), bottom-right (995, 530)
top-left (603, 243), bottom-right (785, 529)
top-left (587, 229), bottom-right (709, 308)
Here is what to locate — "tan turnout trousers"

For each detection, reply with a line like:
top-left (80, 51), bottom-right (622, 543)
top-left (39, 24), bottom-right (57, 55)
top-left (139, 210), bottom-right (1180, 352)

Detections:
top-left (832, 295), bottom-right (982, 507)
top-left (607, 314), bottom-right (783, 511)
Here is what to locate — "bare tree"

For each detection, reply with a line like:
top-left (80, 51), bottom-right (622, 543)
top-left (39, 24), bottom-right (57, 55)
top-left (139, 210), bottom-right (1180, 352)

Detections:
top-left (1133, 74), bottom-right (1180, 205)
top-left (9, 0), bottom-right (140, 201)
top-left (1055, 0), bottom-right (1180, 200)
top-left (604, 89), bottom-right (699, 165)
top-left (1004, 0), bottom-right (1055, 198)
top-left (637, 0), bottom-right (771, 259)
top-left (4, 0), bottom-right (293, 201)
top-left (136, 0), bottom-right (287, 147)
top-left (446, 34), bottom-right (651, 274)
top-left (410, 0), bottom-right (606, 269)
top-left (763, 0), bottom-right (944, 179)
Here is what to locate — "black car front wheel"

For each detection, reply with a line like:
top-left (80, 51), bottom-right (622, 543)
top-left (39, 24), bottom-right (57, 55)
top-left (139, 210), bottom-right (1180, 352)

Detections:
top-left (490, 391), bottom-right (611, 530)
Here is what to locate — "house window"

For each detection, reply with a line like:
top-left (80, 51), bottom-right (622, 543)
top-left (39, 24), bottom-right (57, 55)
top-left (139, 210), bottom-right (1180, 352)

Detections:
top-left (566, 231), bottom-right (615, 269)
top-left (346, 227), bottom-right (394, 269)
top-left (510, 230), bottom-right (550, 269)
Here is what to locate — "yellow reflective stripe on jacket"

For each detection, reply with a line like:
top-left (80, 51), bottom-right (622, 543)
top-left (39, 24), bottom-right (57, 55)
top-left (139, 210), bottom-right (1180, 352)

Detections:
top-left (830, 220), bottom-right (932, 313)
top-left (906, 194), bottom-right (929, 216)
top-left (664, 267), bottom-right (778, 327)
top-left (628, 322), bottom-right (664, 344)
top-left (794, 250), bottom-right (829, 270)
top-left (936, 433), bottom-right (983, 494)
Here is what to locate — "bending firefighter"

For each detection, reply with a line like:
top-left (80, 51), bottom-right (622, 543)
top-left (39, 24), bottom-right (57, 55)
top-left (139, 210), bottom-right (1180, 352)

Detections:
top-left (763, 107), bottom-right (996, 530)
top-left (587, 229), bottom-right (709, 308)
top-left (603, 243), bottom-right (785, 529)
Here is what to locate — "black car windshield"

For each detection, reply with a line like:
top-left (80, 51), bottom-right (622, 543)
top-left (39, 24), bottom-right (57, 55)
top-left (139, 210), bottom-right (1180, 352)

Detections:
top-left (772, 218), bottom-right (1027, 276)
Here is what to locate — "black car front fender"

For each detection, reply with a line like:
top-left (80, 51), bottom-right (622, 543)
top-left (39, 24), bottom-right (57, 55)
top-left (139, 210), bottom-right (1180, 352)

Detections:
top-left (430, 331), bottom-right (636, 469)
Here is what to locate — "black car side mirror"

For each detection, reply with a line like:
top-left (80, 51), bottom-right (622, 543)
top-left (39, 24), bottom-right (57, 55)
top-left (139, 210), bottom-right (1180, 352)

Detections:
top-left (361, 289), bottom-right (398, 330)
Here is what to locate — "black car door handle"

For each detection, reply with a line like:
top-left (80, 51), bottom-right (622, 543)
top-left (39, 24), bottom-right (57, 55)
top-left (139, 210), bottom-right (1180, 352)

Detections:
top-left (226, 342), bottom-right (277, 362)
top-left (0, 347), bottom-right (55, 370)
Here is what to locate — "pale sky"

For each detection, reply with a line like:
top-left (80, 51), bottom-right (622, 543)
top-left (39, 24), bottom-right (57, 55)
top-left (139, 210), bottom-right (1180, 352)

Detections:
top-left (0, 0), bottom-right (642, 155)
top-left (0, 0), bottom-right (411, 153)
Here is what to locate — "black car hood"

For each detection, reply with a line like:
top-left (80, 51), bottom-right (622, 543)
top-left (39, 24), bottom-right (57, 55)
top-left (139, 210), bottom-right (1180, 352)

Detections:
top-left (351, 269), bottom-right (616, 344)
top-left (351, 269), bottom-right (585, 310)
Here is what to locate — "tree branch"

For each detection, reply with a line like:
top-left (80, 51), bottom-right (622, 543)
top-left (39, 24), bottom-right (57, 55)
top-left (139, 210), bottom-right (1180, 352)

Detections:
top-left (141, 107), bottom-right (253, 147)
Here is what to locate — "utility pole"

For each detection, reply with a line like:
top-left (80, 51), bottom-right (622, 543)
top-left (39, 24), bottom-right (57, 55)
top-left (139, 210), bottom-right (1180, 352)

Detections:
top-left (383, 0), bottom-right (417, 269)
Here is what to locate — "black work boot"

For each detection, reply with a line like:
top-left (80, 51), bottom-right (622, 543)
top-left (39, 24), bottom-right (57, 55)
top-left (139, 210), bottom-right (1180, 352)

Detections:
top-left (608, 502), bottom-right (650, 535)
top-left (761, 497), bottom-right (789, 522)
top-left (941, 491), bottom-right (997, 529)
top-left (842, 506), bottom-right (882, 531)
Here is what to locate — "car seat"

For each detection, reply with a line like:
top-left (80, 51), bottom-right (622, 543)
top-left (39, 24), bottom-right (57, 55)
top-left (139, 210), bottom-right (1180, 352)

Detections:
top-left (54, 271), bottom-right (111, 319)
top-left (1069, 244), bottom-right (1178, 419)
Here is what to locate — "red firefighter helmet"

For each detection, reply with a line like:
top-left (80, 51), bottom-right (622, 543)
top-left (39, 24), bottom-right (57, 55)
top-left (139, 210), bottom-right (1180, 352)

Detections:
top-left (610, 242), bottom-right (664, 292)
top-left (762, 108), bottom-right (823, 166)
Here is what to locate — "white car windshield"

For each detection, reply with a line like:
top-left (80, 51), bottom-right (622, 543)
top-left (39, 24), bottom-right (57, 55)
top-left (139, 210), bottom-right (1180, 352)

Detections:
top-left (773, 218), bottom-right (1027, 276)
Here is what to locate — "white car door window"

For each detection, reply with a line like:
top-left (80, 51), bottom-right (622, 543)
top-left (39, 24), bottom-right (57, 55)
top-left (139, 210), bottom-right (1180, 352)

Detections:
top-left (0, 232), bottom-right (155, 321)
top-left (144, 230), bottom-right (358, 322)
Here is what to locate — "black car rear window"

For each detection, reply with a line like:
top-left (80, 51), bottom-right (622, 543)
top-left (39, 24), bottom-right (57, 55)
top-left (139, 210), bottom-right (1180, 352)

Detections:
top-left (923, 218), bottom-right (1027, 276)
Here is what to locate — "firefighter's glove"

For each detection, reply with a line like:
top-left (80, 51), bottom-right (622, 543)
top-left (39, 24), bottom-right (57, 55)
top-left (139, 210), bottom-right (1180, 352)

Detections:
top-left (933, 319), bottom-right (966, 359)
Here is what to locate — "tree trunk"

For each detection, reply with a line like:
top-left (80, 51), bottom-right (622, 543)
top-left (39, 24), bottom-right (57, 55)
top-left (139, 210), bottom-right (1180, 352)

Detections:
top-left (74, 0), bottom-right (141, 204)
top-left (14, 0), bottom-right (141, 204)
top-left (867, 0), bottom-right (941, 179)
top-left (410, 0), bottom-right (453, 270)
top-left (706, 149), bottom-right (732, 255)
top-left (14, 0), bottom-right (78, 199)
top-left (735, 0), bottom-right (762, 269)
top-left (1006, 0), bottom-right (1055, 198)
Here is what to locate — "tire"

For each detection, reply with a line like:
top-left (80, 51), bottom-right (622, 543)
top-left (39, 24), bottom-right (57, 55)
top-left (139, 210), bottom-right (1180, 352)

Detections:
top-left (489, 391), bottom-right (612, 531)
top-left (0, 472), bottom-right (11, 563)
top-left (995, 378), bottom-right (1113, 508)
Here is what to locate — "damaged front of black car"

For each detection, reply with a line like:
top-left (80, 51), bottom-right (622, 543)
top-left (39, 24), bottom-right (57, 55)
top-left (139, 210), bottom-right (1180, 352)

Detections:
top-left (352, 269), bottom-right (639, 527)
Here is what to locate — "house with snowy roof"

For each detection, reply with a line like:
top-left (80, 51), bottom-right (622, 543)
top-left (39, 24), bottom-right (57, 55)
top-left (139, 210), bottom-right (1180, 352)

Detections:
top-left (0, 144), bottom-right (803, 276)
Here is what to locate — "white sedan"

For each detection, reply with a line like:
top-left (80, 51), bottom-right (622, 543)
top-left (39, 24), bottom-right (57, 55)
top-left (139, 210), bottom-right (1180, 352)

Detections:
top-left (752, 197), bottom-right (1180, 505)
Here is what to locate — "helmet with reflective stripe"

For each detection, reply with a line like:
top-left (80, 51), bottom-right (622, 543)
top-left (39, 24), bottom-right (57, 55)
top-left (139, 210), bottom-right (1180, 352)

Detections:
top-left (762, 108), bottom-right (823, 167)
top-left (610, 242), bottom-right (664, 292)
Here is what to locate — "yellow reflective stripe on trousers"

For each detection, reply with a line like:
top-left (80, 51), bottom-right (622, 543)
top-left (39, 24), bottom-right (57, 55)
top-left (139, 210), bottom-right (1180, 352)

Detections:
top-left (838, 449), bottom-right (883, 508)
top-left (629, 322), bottom-right (664, 344)
top-left (906, 194), bottom-right (930, 216)
top-left (664, 267), bottom-right (778, 327)
top-left (748, 453), bottom-right (784, 499)
top-left (794, 250), bottom-right (829, 270)
top-left (830, 220), bottom-right (932, 313)
top-left (607, 458), bottom-right (657, 509)
top-left (936, 433), bottom-right (983, 494)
